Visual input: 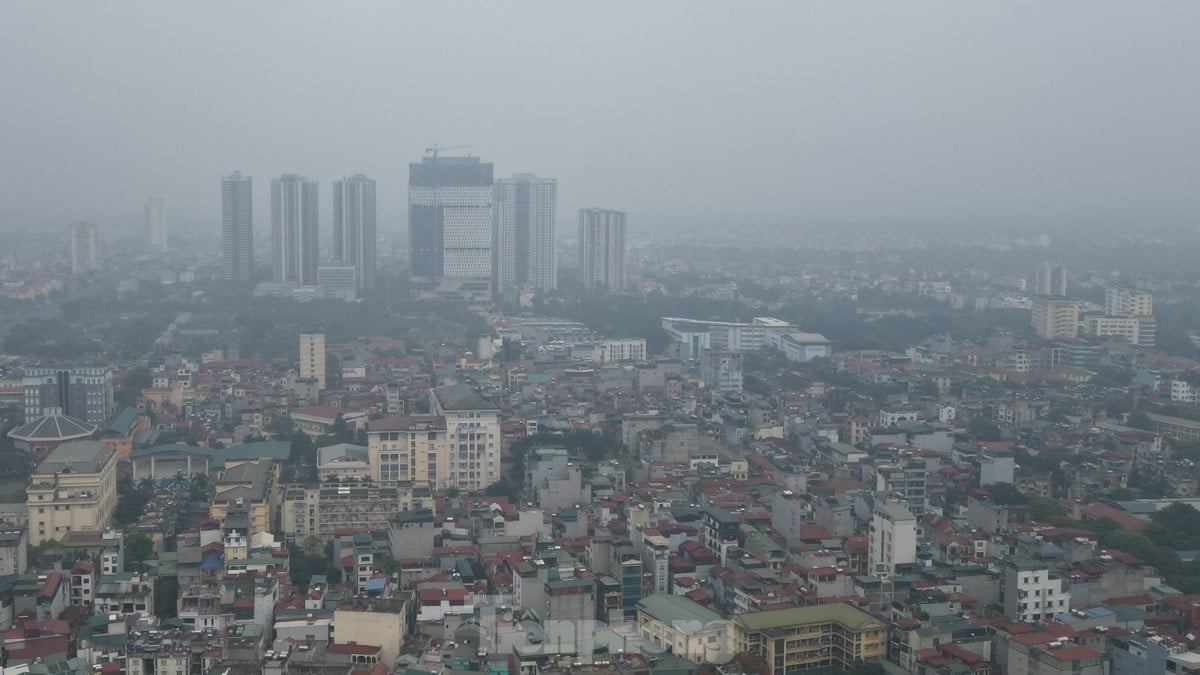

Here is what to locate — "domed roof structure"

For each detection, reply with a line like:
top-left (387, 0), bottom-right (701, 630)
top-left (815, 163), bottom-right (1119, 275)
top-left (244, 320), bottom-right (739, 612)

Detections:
top-left (8, 413), bottom-right (98, 444)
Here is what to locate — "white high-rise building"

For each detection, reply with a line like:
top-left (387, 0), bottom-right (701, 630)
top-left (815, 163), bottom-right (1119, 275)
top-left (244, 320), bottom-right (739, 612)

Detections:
top-left (495, 174), bottom-right (557, 292)
top-left (1003, 558), bottom-right (1069, 623)
top-left (222, 172), bottom-right (254, 283)
top-left (409, 156), bottom-right (494, 302)
top-left (868, 498), bottom-right (916, 575)
top-left (429, 384), bottom-right (500, 491)
top-left (300, 332), bottom-right (326, 391)
top-left (145, 198), bottom-right (166, 252)
top-left (1105, 287), bottom-right (1153, 317)
top-left (69, 222), bottom-right (100, 275)
top-left (271, 174), bottom-right (319, 286)
top-left (333, 174), bottom-right (377, 291)
top-left (578, 208), bottom-right (626, 291)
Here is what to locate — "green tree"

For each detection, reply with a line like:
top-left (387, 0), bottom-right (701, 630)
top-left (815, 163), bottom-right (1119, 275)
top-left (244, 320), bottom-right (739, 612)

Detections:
top-left (967, 416), bottom-right (1003, 441)
top-left (114, 480), bottom-right (153, 526)
top-left (1127, 411), bottom-right (1153, 431)
top-left (124, 533), bottom-right (154, 571)
top-left (154, 577), bottom-right (179, 618)
top-left (115, 366), bottom-right (153, 408)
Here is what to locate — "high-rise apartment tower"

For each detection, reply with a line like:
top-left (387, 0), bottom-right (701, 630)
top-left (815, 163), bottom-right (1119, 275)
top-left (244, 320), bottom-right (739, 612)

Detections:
top-left (271, 174), bottom-right (319, 285)
top-left (333, 174), bottom-right (377, 291)
top-left (221, 172), bottom-right (254, 282)
top-left (578, 208), bottom-right (626, 291)
top-left (495, 174), bottom-right (557, 293)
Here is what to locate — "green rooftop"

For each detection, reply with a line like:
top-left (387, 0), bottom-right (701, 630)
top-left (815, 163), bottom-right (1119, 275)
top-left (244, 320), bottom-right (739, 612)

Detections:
top-left (637, 594), bottom-right (723, 628)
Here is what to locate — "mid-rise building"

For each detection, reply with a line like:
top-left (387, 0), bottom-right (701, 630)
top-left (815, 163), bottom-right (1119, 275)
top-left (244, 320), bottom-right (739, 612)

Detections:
top-left (26, 441), bottom-right (118, 546)
top-left (145, 197), bottom-right (166, 252)
top-left (430, 384), bottom-right (500, 492)
top-left (636, 595), bottom-right (730, 664)
top-left (409, 155), bottom-right (494, 302)
top-left (222, 171), bottom-right (254, 283)
top-left (333, 174), bottom-right (377, 291)
top-left (281, 482), bottom-right (432, 542)
top-left (578, 208), bottom-right (626, 291)
top-left (662, 316), bottom-right (795, 359)
top-left (69, 221), bottom-right (100, 275)
top-left (1031, 296), bottom-right (1079, 339)
top-left (732, 603), bottom-right (887, 673)
top-left (22, 366), bottom-right (113, 424)
top-left (1002, 557), bottom-right (1070, 622)
top-left (868, 498), bottom-right (917, 575)
top-left (271, 174), bottom-right (319, 285)
top-left (1106, 287), bottom-right (1153, 317)
top-left (299, 332), bottom-right (326, 391)
top-left (367, 415), bottom-right (449, 488)
top-left (1034, 263), bottom-right (1068, 296)
top-left (495, 174), bottom-right (557, 293)
top-left (1083, 314), bottom-right (1153, 346)
top-left (700, 348), bottom-right (743, 396)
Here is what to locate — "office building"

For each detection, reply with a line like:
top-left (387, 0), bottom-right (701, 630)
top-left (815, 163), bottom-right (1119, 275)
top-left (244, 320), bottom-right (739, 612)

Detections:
top-left (1031, 296), bottom-right (1080, 339)
top-left (578, 208), bottom-right (626, 291)
top-left (333, 174), bottom-right (377, 291)
top-left (221, 172), bottom-right (254, 282)
top-left (22, 366), bottom-right (113, 425)
top-left (26, 441), bottom-right (118, 546)
top-left (299, 332), bottom-right (326, 391)
top-left (271, 174), bottom-right (319, 285)
top-left (1034, 263), bottom-right (1068, 296)
top-left (145, 197), bottom-right (166, 252)
top-left (1002, 557), bottom-right (1070, 622)
top-left (495, 174), bottom-right (557, 292)
top-left (868, 498), bottom-right (917, 575)
top-left (429, 384), bottom-right (500, 491)
top-left (732, 603), bottom-right (887, 673)
top-left (409, 155), bottom-right (494, 302)
top-left (69, 222), bottom-right (100, 275)
top-left (316, 265), bottom-right (357, 300)
top-left (1106, 287), bottom-right (1153, 317)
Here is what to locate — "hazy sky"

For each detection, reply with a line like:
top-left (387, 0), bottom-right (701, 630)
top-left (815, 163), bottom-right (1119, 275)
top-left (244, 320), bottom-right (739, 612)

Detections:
top-left (1, 2), bottom-right (1197, 240)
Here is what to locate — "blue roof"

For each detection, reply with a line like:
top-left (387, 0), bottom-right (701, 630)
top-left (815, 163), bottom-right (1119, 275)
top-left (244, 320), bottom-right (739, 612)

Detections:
top-left (200, 552), bottom-right (223, 570)
top-left (364, 577), bottom-right (387, 592)
top-left (103, 407), bottom-right (140, 435)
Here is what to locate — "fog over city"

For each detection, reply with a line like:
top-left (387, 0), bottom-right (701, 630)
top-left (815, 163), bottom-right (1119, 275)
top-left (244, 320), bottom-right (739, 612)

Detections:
top-left (2, 1), bottom-right (1197, 237)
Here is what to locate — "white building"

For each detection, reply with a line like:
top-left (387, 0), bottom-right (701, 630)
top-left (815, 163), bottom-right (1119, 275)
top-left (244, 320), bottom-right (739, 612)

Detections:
top-left (1106, 287), bottom-right (1153, 317)
top-left (768, 331), bottom-right (834, 363)
top-left (430, 384), bottom-right (501, 491)
top-left (1172, 378), bottom-right (1200, 404)
top-left (69, 221), bottom-right (100, 275)
top-left (1083, 314), bottom-right (1148, 346)
top-left (271, 174), bottom-right (320, 286)
top-left (145, 198), bottom-right (166, 252)
top-left (868, 498), bottom-right (916, 575)
top-left (700, 349), bottom-right (743, 396)
top-left (662, 316), bottom-right (795, 359)
top-left (495, 174), bottom-right (557, 292)
top-left (578, 208), bottom-right (626, 291)
top-left (299, 332), bottom-right (326, 391)
top-left (333, 174), bottom-right (377, 291)
top-left (409, 156), bottom-right (494, 303)
top-left (1003, 557), bottom-right (1070, 622)
top-left (601, 339), bottom-right (647, 362)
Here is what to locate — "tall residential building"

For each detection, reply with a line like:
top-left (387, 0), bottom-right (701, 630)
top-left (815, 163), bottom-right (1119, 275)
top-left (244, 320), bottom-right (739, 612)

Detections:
top-left (700, 348), bottom-right (743, 395)
top-left (69, 222), bottom-right (100, 275)
top-left (409, 156), bottom-right (494, 302)
top-left (429, 384), bottom-right (500, 491)
top-left (1106, 287), bottom-right (1153, 317)
top-left (868, 498), bottom-right (917, 575)
top-left (221, 172), bottom-right (254, 282)
top-left (333, 174), bottom-right (377, 291)
top-left (495, 174), bottom-right (557, 292)
top-left (22, 366), bottom-right (113, 424)
top-left (1002, 557), bottom-right (1070, 622)
top-left (145, 198), bottom-right (166, 252)
top-left (1034, 263), bottom-right (1068, 296)
top-left (1031, 295), bottom-right (1080, 339)
top-left (271, 174), bottom-right (319, 285)
top-left (578, 208), bottom-right (626, 291)
top-left (299, 332), bottom-right (326, 391)
top-left (367, 415), bottom-right (449, 487)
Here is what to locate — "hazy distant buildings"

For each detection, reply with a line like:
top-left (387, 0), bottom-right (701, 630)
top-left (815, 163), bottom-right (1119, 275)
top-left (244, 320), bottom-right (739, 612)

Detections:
top-left (271, 174), bottom-right (319, 285)
top-left (409, 155), bottom-right (494, 302)
top-left (221, 172), bottom-right (254, 283)
top-left (1034, 263), bottom-right (1068, 296)
top-left (145, 197), bottom-right (166, 252)
top-left (1106, 287), bottom-right (1153, 317)
top-left (333, 174), bottom-right (377, 291)
top-left (69, 221), bottom-right (99, 275)
top-left (578, 208), bottom-right (626, 291)
top-left (495, 174), bottom-right (557, 293)
top-left (300, 332), bottom-right (326, 391)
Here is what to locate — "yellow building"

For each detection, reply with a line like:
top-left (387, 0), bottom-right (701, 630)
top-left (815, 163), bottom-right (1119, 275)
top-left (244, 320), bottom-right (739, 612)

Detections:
top-left (26, 440), bottom-right (118, 546)
top-left (732, 603), bottom-right (887, 674)
top-left (636, 594), bottom-right (731, 664)
top-left (300, 332), bottom-right (326, 390)
top-left (367, 415), bottom-right (448, 487)
top-left (1031, 295), bottom-right (1079, 339)
top-left (209, 458), bottom-right (279, 537)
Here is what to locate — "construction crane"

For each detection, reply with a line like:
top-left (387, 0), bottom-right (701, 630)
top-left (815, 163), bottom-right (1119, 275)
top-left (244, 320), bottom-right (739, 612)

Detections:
top-left (425, 144), bottom-right (474, 158)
